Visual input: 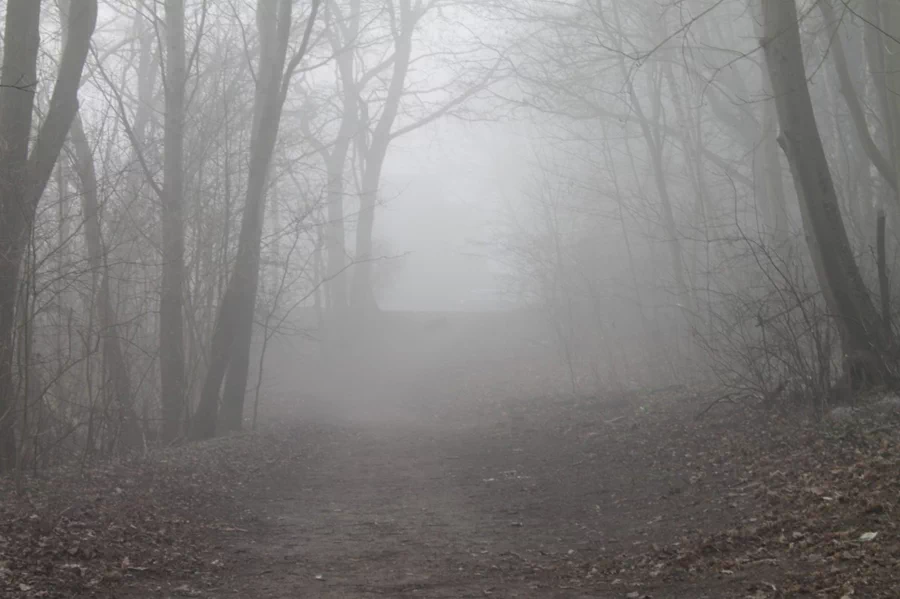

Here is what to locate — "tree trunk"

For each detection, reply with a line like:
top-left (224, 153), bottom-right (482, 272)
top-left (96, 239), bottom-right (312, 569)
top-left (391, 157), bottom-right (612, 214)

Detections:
top-left (325, 158), bottom-right (348, 312)
top-left (761, 0), bottom-right (890, 385)
top-left (877, 2), bottom-right (900, 211)
top-left (0, 0), bottom-right (40, 472)
top-left (0, 0), bottom-right (98, 471)
top-left (820, 0), bottom-right (896, 191)
top-left (349, 0), bottom-right (414, 312)
top-left (601, 2), bottom-right (692, 316)
top-left (215, 0), bottom-right (289, 434)
top-left (192, 0), bottom-right (320, 438)
top-left (877, 210), bottom-right (891, 332)
top-left (160, 0), bottom-right (188, 444)
top-left (323, 150), bottom-right (349, 355)
top-left (69, 101), bottom-right (142, 451)
top-left (750, 0), bottom-right (791, 244)
top-left (632, 71), bottom-right (692, 314)
top-left (350, 177), bottom-right (382, 314)
top-left (192, 285), bottom-right (235, 440)
top-left (755, 99), bottom-right (791, 242)
top-left (323, 1), bottom-right (359, 314)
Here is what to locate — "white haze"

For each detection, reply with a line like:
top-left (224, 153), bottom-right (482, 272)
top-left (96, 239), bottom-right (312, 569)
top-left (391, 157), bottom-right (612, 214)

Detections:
top-left (376, 119), bottom-right (531, 311)
top-left (2, 0), bottom-right (892, 485)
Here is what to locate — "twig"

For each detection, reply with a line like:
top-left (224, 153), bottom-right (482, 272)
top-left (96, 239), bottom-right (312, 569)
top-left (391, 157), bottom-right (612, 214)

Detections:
top-left (695, 393), bottom-right (741, 419)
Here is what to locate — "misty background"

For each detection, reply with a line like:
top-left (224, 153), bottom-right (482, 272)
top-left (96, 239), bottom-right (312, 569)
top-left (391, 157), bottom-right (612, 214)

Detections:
top-left (375, 119), bottom-right (523, 311)
top-left (0, 0), bottom-right (897, 471)
top-left (5, 2), bottom-right (900, 596)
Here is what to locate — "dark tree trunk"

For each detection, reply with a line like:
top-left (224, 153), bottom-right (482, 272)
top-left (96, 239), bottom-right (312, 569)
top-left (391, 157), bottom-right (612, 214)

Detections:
top-left (0, 0), bottom-right (98, 471)
top-left (761, 0), bottom-right (891, 386)
top-left (350, 183), bottom-right (381, 314)
top-left (877, 210), bottom-right (891, 334)
top-left (160, 0), bottom-right (188, 443)
top-left (349, 1), bottom-right (414, 313)
top-left (192, 0), bottom-right (320, 439)
top-left (70, 114), bottom-right (142, 450)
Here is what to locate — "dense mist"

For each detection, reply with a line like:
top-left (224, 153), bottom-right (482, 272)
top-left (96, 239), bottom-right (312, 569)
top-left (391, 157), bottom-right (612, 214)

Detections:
top-left (2, 1), bottom-right (900, 597)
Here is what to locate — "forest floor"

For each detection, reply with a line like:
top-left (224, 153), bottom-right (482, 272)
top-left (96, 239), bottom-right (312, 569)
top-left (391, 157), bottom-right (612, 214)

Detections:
top-left (3, 313), bottom-right (900, 598)
top-left (3, 386), bottom-right (900, 599)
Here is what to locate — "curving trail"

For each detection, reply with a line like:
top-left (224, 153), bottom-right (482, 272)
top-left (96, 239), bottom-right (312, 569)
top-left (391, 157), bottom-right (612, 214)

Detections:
top-left (187, 386), bottom-right (746, 599)
top-left (117, 313), bottom-right (758, 598)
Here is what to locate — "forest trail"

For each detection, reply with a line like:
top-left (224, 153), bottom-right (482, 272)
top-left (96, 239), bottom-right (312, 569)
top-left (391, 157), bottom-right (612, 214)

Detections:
top-left (211, 408), bottom-right (561, 598)
top-left (110, 312), bottom-right (897, 598)
top-left (4, 313), bottom-right (899, 598)
top-left (7, 380), bottom-right (900, 599)
top-left (133, 389), bottom-right (758, 599)
top-left (110, 376), bottom-right (895, 599)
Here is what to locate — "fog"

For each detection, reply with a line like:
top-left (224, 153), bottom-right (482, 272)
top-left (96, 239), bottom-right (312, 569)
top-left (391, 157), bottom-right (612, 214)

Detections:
top-left (375, 120), bottom-right (525, 311)
top-left (2, 0), bottom-right (900, 596)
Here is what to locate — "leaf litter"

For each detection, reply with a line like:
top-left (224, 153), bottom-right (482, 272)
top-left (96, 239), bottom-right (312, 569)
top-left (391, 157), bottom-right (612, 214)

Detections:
top-left (530, 390), bottom-right (900, 598)
top-left (2, 379), bottom-right (900, 598)
top-left (0, 429), bottom-right (301, 598)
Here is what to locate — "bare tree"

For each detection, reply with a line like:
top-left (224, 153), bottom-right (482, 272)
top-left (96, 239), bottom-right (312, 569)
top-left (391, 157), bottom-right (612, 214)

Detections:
top-left (0, 0), bottom-right (98, 471)
top-left (761, 0), bottom-right (890, 385)
top-left (318, 0), bottom-right (362, 316)
top-left (192, 0), bottom-right (322, 439)
top-left (284, 1), bottom-right (502, 384)
top-left (63, 0), bottom-right (142, 451)
top-left (159, 0), bottom-right (190, 443)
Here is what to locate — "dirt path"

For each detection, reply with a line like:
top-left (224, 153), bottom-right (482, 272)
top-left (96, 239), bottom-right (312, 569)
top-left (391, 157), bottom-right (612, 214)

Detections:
top-left (18, 378), bottom-right (894, 598)
top-left (166, 389), bottom-right (752, 599)
top-left (220, 421), bottom-right (545, 598)
top-left (93, 312), bottom-right (900, 599)
top-left (6, 315), bottom-right (899, 598)
top-left (27, 377), bottom-right (889, 599)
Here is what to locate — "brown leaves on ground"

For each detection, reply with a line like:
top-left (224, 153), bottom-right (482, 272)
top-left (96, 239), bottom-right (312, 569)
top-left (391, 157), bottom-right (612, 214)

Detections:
top-left (0, 431), bottom-right (296, 599)
top-left (3, 379), bottom-right (900, 599)
top-left (545, 391), bottom-right (900, 598)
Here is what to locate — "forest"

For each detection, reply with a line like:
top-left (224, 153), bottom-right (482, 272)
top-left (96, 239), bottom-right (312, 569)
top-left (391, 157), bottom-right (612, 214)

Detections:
top-left (1, 0), bottom-right (899, 597)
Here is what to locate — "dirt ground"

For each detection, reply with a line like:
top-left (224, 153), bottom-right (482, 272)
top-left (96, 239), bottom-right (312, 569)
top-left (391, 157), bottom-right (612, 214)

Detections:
top-left (122, 390), bottom-right (755, 599)
top-left (4, 313), bottom-right (899, 598)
